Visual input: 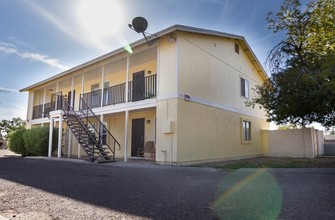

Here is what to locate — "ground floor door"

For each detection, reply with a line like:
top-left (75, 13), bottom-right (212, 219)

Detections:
top-left (131, 118), bottom-right (145, 157)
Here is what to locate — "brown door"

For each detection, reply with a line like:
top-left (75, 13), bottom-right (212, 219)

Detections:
top-left (131, 118), bottom-right (145, 157)
top-left (132, 71), bottom-right (145, 101)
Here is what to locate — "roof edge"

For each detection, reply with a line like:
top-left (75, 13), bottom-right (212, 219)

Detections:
top-left (20, 24), bottom-right (267, 92)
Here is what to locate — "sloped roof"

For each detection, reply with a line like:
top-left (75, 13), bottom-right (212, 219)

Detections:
top-left (20, 25), bottom-right (268, 92)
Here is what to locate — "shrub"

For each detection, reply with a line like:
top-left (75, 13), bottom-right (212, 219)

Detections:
top-left (8, 128), bottom-right (28, 156)
top-left (23, 127), bottom-right (58, 156)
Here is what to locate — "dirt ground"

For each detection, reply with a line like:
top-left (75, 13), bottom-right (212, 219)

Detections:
top-left (199, 156), bottom-right (335, 169)
top-left (0, 149), bottom-right (20, 158)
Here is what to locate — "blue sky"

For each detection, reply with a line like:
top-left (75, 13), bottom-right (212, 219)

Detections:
top-left (0, 0), bottom-right (293, 121)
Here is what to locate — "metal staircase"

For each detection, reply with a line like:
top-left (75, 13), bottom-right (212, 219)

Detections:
top-left (57, 94), bottom-right (120, 162)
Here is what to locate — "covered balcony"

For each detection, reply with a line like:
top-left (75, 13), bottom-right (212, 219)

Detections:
top-left (32, 74), bottom-right (157, 119)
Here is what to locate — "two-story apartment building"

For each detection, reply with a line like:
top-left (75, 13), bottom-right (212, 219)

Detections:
top-left (20, 25), bottom-right (269, 165)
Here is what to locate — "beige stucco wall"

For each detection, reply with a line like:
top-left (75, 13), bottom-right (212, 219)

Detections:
top-left (157, 36), bottom-right (177, 97)
top-left (175, 99), bottom-right (268, 164)
top-left (177, 32), bottom-right (266, 119)
top-left (155, 99), bottom-right (178, 164)
top-left (262, 128), bottom-right (321, 158)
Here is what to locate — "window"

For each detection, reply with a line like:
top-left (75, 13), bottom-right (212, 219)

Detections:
top-left (91, 83), bottom-right (99, 91)
top-left (235, 42), bottom-right (239, 54)
top-left (103, 81), bottom-right (109, 106)
top-left (91, 83), bottom-right (100, 107)
top-left (240, 77), bottom-right (249, 98)
top-left (242, 120), bottom-right (251, 142)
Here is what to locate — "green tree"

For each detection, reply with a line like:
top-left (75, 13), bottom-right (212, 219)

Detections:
top-left (0, 117), bottom-right (26, 135)
top-left (248, 0), bottom-right (335, 127)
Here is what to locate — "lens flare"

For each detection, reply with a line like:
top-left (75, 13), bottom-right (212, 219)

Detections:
top-left (213, 168), bottom-right (282, 219)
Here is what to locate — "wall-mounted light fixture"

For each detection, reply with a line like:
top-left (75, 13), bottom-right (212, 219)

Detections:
top-left (146, 120), bottom-right (151, 124)
top-left (167, 33), bottom-right (176, 43)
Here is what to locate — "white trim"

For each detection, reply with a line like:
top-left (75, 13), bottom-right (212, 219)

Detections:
top-left (157, 93), bottom-right (179, 101)
top-left (30, 118), bottom-right (50, 124)
top-left (94, 99), bottom-right (157, 115)
top-left (176, 93), bottom-right (267, 120)
top-left (124, 110), bottom-right (129, 162)
top-left (152, 92), bottom-right (266, 120)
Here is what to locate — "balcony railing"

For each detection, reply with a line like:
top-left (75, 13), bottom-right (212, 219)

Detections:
top-left (103, 83), bottom-right (126, 106)
top-left (31, 74), bottom-right (157, 118)
top-left (32, 104), bottom-right (43, 119)
top-left (81, 74), bottom-right (157, 109)
top-left (128, 74), bottom-right (157, 102)
top-left (81, 90), bottom-right (102, 110)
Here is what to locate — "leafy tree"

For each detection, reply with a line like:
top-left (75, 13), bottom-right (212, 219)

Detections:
top-left (248, 0), bottom-right (335, 127)
top-left (0, 117), bottom-right (26, 135)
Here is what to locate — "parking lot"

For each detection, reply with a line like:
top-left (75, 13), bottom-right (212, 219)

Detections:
top-left (0, 157), bottom-right (335, 219)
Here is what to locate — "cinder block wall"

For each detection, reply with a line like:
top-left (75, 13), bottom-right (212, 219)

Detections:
top-left (262, 128), bottom-right (324, 158)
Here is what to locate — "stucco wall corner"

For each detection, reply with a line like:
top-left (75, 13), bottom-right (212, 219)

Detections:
top-left (261, 129), bottom-right (269, 156)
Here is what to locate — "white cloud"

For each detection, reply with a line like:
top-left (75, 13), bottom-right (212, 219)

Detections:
top-left (0, 42), bottom-right (71, 71)
top-left (0, 87), bottom-right (19, 93)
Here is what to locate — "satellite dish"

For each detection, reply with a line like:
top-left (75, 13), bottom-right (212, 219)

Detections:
top-left (128, 17), bottom-right (156, 46)
top-left (131, 17), bottom-right (148, 33)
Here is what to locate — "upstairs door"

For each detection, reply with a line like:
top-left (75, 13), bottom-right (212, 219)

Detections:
top-left (132, 71), bottom-right (145, 101)
top-left (131, 118), bottom-right (145, 157)
top-left (67, 90), bottom-right (75, 110)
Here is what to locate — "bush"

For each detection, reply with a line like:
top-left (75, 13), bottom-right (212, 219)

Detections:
top-left (8, 126), bottom-right (58, 156)
top-left (8, 128), bottom-right (28, 156)
top-left (23, 127), bottom-right (58, 156)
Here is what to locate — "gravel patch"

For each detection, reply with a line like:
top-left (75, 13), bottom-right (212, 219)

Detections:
top-left (0, 179), bottom-right (148, 220)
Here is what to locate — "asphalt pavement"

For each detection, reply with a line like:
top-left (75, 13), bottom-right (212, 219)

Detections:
top-left (0, 157), bottom-right (334, 219)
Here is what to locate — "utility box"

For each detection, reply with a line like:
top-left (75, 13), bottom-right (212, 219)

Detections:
top-left (162, 121), bottom-right (174, 134)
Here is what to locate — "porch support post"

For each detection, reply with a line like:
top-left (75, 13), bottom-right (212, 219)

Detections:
top-left (58, 113), bottom-right (63, 158)
top-left (70, 77), bottom-right (74, 108)
top-left (48, 117), bottom-right (54, 157)
top-left (42, 88), bottom-right (46, 118)
top-left (77, 143), bottom-right (81, 158)
top-left (67, 132), bottom-right (72, 158)
top-left (80, 73), bottom-right (85, 110)
top-left (100, 114), bottom-right (104, 145)
top-left (68, 77), bottom-right (74, 158)
top-left (101, 66), bottom-right (105, 107)
top-left (55, 82), bottom-right (59, 109)
top-left (124, 110), bottom-right (129, 162)
top-left (125, 56), bottom-right (130, 103)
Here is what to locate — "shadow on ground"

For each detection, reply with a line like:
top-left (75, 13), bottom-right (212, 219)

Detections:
top-left (0, 157), bottom-right (224, 219)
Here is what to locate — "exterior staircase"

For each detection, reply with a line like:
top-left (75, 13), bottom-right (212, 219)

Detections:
top-left (57, 94), bottom-right (120, 162)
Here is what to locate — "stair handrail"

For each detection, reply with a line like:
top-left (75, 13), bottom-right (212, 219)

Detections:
top-left (79, 95), bottom-right (121, 159)
top-left (58, 94), bottom-right (106, 161)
